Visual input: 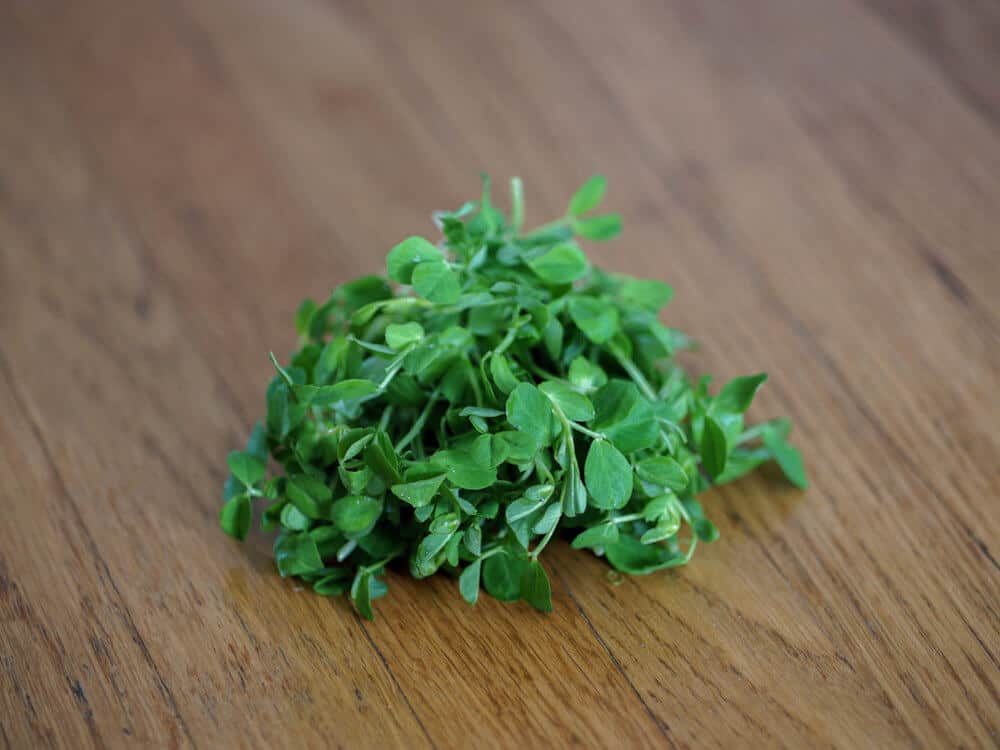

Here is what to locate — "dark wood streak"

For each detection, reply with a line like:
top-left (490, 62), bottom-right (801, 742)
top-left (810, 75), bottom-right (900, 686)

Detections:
top-left (554, 572), bottom-right (680, 750)
top-left (861, 0), bottom-right (1000, 132)
top-left (356, 624), bottom-right (437, 750)
top-left (0, 353), bottom-right (197, 750)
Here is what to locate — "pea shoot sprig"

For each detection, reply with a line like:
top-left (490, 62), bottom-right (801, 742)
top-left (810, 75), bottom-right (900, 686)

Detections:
top-left (220, 175), bottom-right (807, 619)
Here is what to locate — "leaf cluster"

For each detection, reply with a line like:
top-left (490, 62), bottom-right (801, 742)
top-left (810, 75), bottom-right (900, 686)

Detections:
top-left (220, 175), bottom-right (807, 619)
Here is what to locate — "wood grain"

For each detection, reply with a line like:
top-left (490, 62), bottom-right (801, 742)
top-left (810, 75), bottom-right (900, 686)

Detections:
top-left (1, 1), bottom-right (997, 748)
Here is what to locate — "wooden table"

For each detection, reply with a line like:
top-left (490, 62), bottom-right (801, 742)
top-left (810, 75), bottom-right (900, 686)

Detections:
top-left (2, 1), bottom-right (997, 747)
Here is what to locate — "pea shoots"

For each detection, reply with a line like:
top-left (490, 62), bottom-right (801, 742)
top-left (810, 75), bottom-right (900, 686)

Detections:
top-left (220, 175), bottom-right (807, 619)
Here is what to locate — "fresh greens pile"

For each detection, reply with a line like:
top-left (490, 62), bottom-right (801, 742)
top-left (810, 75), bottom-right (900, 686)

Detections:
top-left (220, 175), bottom-right (807, 619)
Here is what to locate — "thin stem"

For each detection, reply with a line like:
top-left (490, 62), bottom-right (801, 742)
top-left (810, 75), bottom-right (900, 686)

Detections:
top-left (510, 177), bottom-right (524, 233)
top-left (523, 359), bottom-right (568, 384)
top-left (360, 554), bottom-right (399, 575)
top-left (533, 456), bottom-right (555, 484)
top-left (734, 418), bottom-right (784, 447)
top-left (531, 519), bottom-right (560, 560)
top-left (477, 546), bottom-right (506, 562)
top-left (569, 421), bottom-right (606, 441)
top-left (464, 356), bottom-right (484, 407)
top-left (378, 404), bottom-right (394, 432)
top-left (494, 317), bottom-right (527, 355)
top-left (613, 350), bottom-right (658, 402)
top-left (395, 389), bottom-right (441, 453)
top-left (377, 356), bottom-right (406, 392)
top-left (336, 539), bottom-right (357, 562)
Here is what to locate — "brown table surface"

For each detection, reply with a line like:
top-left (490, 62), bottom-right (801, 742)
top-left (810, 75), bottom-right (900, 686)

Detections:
top-left (2, 1), bottom-right (998, 748)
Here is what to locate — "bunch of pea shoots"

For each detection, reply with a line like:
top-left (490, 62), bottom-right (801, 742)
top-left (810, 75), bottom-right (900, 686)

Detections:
top-left (220, 175), bottom-right (807, 619)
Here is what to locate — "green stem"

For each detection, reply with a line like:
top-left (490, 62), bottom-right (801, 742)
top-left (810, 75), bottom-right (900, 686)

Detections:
top-left (735, 419), bottom-right (783, 446)
top-left (510, 177), bottom-right (524, 233)
top-left (378, 405), bottom-right (394, 432)
top-left (531, 520), bottom-right (560, 560)
top-left (533, 456), bottom-right (555, 484)
top-left (477, 546), bottom-right (506, 562)
top-left (464, 356), bottom-right (484, 407)
top-left (569, 421), bottom-right (606, 441)
top-left (613, 351), bottom-right (658, 402)
top-left (494, 317), bottom-right (528, 355)
top-left (395, 389), bottom-right (441, 453)
top-left (360, 554), bottom-right (399, 575)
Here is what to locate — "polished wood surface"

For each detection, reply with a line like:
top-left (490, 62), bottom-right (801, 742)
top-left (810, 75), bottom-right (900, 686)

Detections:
top-left (1, 1), bottom-right (997, 747)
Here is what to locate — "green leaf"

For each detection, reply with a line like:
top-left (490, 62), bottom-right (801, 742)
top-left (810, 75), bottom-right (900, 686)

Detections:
top-left (470, 433), bottom-right (511, 468)
top-left (620, 279), bottom-right (673, 311)
top-left (390, 476), bottom-right (446, 508)
top-left (274, 532), bottom-right (324, 577)
top-left (568, 296), bottom-right (620, 343)
top-left (340, 275), bottom-right (393, 311)
top-left (635, 456), bottom-right (688, 491)
top-left (763, 428), bottom-right (809, 489)
top-left (295, 298), bottom-right (318, 338)
top-left (266, 378), bottom-right (305, 439)
top-left (701, 414), bottom-right (728, 480)
top-left (365, 430), bottom-right (402, 483)
top-left (506, 383), bottom-right (555, 445)
top-left (434, 449), bottom-right (497, 490)
top-left (584, 440), bottom-right (633, 510)
top-left (693, 518), bottom-right (720, 543)
top-left (412, 260), bottom-right (461, 304)
top-left (568, 175), bottom-right (606, 216)
top-left (641, 513), bottom-right (681, 543)
top-left (245, 421), bottom-right (269, 462)
top-left (416, 532), bottom-right (453, 565)
top-left (543, 317), bottom-right (563, 362)
top-left (352, 572), bottom-right (374, 620)
top-left (463, 525), bottom-right (482, 556)
top-left (387, 236), bottom-right (443, 284)
top-left (540, 381), bottom-right (595, 422)
top-left (560, 465), bottom-right (588, 517)
top-left (330, 495), bottom-right (382, 538)
top-left (220, 494), bottom-right (251, 541)
top-left (711, 373), bottom-right (768, 415)
top-left (528, 243), bottom-right (590, 284)
top-left (295, 379), bottom-right (378, 407)
top-left (571, 522), bottom-right (620, 550)
top-left (591, 381), bottom-right (658, 453)
top-left (520, 561), bottom-right (553, 612)
top-left (227, 451), bottom-right (265, 488)
top-left (489, 353), bottom-right (520, 394)
top-left (482, 553), bottom-right (526, 602)
top-left (573, 214), bottom-right (622, 241)
top-left (532, 503), bottom-right (561, 535)
top-left (506, 496), bottom-right (546, 524)
top-left (279, 503), bottom-right (312, 532)
top-left (286, 475), bottom-right (333, 519)
top-left (313, 575), bottom-right (349, 597)
top-left (605, 534), bottom-right (683, 575)
top-left (496, 431), bottom-right (538, 464)
top-left (385, 322), bottom-right (425, 350)
top-left (568, 357), bottom-right (607, 393)
top-left (459, 559), bottom-right (481, 605)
